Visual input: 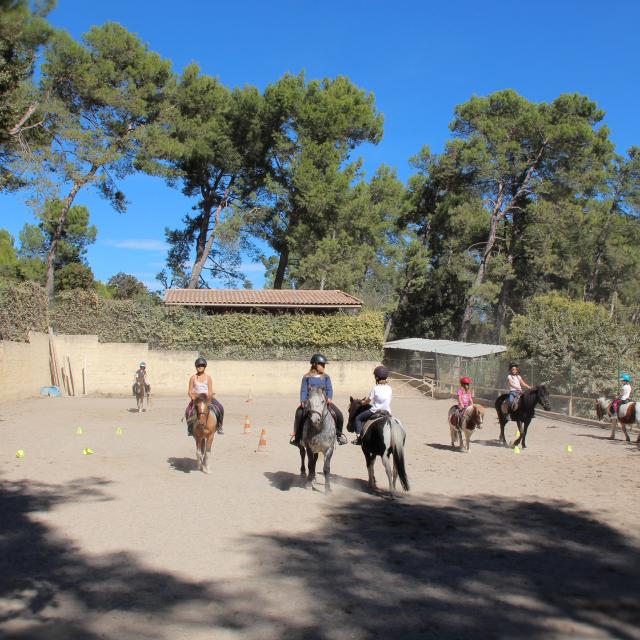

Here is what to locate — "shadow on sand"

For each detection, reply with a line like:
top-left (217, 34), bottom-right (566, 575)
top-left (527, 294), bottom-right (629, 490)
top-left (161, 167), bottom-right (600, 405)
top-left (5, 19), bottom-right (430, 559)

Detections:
top-left (166, 456), bottom-right (198, 473)
top-left (2, 475), bottom-right (639, 639)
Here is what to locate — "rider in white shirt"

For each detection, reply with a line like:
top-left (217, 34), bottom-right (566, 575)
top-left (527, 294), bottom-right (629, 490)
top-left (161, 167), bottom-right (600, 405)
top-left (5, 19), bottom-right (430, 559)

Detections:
top-left (352, 365), bottom-right (392, 444)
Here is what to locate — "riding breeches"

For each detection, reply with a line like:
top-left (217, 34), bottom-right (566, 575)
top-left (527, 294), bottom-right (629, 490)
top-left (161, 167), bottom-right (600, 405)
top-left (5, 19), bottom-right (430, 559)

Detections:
top-left (354, 408), bottom-right (375, 435)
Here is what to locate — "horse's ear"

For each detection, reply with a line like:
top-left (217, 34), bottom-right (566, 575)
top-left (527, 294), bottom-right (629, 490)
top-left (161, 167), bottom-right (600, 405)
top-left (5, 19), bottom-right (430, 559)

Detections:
top-left (349, 396), bottom-right (353, 402)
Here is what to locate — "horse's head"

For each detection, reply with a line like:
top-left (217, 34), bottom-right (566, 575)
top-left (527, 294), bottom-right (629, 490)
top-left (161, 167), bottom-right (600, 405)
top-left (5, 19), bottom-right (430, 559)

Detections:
top-left (536, 385), bottom-right (551, 411)
top-left (194, 396), bottom-right (210, 430)
top-left (473, 404), bottom-right (485, 427)
top-left (305, 386), bottom-right (327, 427)
top-left (347, 395), bottom-right (369, 430)
top-left (595, 397), bottom-right (608, 420)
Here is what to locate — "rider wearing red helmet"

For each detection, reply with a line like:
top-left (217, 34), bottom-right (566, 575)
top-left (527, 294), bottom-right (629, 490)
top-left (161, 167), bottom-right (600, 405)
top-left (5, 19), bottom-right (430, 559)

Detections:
top-left (456, 376), bottom-right (475, 427)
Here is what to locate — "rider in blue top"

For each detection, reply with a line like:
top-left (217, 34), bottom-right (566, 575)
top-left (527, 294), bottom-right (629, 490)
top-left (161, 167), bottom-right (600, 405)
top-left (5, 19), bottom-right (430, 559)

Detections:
top-left (290, 353), bottom-right (347, 446)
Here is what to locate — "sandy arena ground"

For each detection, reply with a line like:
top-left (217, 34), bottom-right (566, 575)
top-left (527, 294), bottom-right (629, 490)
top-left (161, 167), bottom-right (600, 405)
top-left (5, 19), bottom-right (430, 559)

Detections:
top-left (1, 384), bottom-right (639, 640)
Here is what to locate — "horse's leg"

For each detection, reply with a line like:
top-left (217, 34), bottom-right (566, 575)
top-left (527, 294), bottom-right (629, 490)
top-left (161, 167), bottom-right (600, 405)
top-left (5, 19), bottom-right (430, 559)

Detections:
top-left (195, 435), bottom-right (202, 470)
top-left (512, 421), bottom-right (523, 448)
top-left (450, 420), bottom-right (456, 447)
top-left (364, 450), bottom-right (376, 489)
top-left (464, 428), bottom-right (471, 451)
top-left (380, 451), bottom-right (394, 499)
top-left (298, 445), bottom-right (306, 476)
top-left (499, 415), bottom-right (507, 445)
top-left (203, 430), bottom-right (214, 473)
top-left (521, 420), bottom-right (530, 449)
top-left (619, 420), bottom-right (631, 443)
top-left (322, 447), bottom-right (334, 494)
top-left (609, 417), bottom-right (617, 440)
top-left (305, 446), bottom-right (316, 486)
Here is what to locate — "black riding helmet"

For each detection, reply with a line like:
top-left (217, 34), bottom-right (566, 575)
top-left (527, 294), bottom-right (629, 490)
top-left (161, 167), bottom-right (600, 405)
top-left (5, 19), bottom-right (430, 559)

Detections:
top-left (310, 353), bottom-right (328, 366)
top-left (508, 362), bottom-right (519, 369)
top-left (374, 365), bottom-right (389, 380)
top-left (195, 357), bottom-right (207, 367)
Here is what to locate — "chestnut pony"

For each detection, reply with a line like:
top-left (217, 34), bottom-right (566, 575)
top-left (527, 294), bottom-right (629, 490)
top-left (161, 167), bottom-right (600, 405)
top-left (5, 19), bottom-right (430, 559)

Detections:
top-left (192, 396), bottom-right (217, 473)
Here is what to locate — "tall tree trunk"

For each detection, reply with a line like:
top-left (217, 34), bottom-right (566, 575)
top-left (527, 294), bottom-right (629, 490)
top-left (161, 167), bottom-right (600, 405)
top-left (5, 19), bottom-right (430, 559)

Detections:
top-left (493, 276), bottom-right (512, 344)
top-left (44, 165), bottom-right (98, 299)
top-left (585, 203), bottom-right (616, 301)
top-left (273, 244), bottom-right (289, 289)
top-left (187, 181), bottom-right (233, 289)
top-left (458, 211), bottom-right (501, 341)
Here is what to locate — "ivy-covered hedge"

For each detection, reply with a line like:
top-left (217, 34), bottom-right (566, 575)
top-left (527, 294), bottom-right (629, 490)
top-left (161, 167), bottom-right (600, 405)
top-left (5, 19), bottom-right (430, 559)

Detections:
top-left (0, 280), bottom-right (49, 341)
top-left (51, 290), bottom-right (384, 360)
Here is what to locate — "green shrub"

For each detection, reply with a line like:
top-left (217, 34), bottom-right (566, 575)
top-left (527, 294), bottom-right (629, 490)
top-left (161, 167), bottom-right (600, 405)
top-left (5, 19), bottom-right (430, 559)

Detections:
top-left (0, 280), bottom-right (49, 341)
top-left (51, 291), bottom-right (383, 360)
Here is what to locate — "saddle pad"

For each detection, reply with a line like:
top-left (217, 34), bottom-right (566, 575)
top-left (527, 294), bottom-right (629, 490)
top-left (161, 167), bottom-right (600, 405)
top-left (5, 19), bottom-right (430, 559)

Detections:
top-left (361, 414), bottom-right (388, 438)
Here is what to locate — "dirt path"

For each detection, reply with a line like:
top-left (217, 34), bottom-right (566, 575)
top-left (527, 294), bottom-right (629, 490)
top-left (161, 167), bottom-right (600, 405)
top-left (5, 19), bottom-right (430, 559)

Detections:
top-left (1, 391), bottom-right (639, 639)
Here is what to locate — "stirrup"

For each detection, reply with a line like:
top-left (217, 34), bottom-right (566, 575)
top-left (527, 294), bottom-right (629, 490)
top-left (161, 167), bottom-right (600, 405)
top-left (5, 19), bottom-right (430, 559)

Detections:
top-left (336, 433), bottom-right (347, 445)
top-left (216, 426), bottom-right (224, 434)
top-left (289, 435), bottom-right (300, 447)
top-left (351, 436), bottom-right (362, 445)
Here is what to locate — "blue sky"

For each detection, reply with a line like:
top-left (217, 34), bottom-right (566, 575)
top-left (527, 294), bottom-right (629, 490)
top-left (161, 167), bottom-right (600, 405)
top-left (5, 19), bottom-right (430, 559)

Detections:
top-left (1, 0), bottom-right (639, 290)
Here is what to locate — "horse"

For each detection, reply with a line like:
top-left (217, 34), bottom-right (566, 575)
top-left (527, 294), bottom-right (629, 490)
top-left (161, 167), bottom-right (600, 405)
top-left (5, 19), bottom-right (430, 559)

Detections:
top-left (192, 396), bottom-right (217, 473)
top-left (447, 404), bottom-right (485, 451)
top-left (347, 397), bottom-right (409, 499)
top-left (595, 397), bottom-right (639, 443)
top-left (133, 370), bottom-right (150, 413)
top-left (297, 385), bottom-right (336, 493)
top-left (495, 385), bottom-right (551, 449)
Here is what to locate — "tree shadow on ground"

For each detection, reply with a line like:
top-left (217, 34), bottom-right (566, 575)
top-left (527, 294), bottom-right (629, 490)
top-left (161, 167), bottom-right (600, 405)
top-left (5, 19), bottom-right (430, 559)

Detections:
top-left (251, 493), bottom-right (640, 639)
top-left (2, 477), bottom-right (639, 639)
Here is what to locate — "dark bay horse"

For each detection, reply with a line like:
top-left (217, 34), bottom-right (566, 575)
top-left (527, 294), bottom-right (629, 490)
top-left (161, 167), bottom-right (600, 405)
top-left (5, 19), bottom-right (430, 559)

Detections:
top-left (495, 385), bottom-right (551, 449)
top-left (297, 386), bottom-right (336, 493)
top-left (347, 397), bottom-right (409, 499)
top-left (192, 396), bottom-right (217, 473)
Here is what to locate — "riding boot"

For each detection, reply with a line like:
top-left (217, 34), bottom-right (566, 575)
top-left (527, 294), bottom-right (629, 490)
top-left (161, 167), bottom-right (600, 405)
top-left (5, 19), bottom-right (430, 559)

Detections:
top-left (290, 407), bottom-right (304, 446)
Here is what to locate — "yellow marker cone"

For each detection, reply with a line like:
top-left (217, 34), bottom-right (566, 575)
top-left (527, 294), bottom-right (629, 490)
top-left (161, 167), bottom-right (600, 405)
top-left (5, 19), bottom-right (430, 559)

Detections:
top-left (116, 427), bottom-right (123, 435)
top-left (83, 447), bottom-right (95, 455)
top-left (15, 449), bottom-right (25, 458)
top-left (76, 427), bottom-right (83, 435)
top-left (514, 446), bottom-right (521, 454)
top-left (243, 415), bottom-right (252, 434)
top-left (515, 430), bottom-right (521, 439)
top-left (566, 444), bottom-right (573, 453)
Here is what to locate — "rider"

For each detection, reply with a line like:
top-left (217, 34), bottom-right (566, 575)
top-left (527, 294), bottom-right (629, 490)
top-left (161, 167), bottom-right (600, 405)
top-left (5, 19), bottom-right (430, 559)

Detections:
top-left (456, 376), bottom-right (474, 427)
top-left (290, 353), bottom-right (347, 446)
top-left (507, 362), bottom-right (531, 410)
top-left (133, 361), bottom-right (150, 396)
top-left (611, 373), bottom-right (632, 416)
top-left (352, 365), bottom-right (392, 445)
top-left (186, 357), bottom-right (224, 436)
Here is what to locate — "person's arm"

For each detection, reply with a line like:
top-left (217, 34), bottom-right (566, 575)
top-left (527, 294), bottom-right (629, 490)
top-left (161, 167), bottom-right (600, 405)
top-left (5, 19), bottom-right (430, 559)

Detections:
top-left (457, 388), bottom-right (464, 409)
top-left (187, 375), bottom-right (195, 400)
top-left (326, 375), bottom-right (334, 402)
top-left (519, 375), bottom-right (532, 389)
top-left (207, 375), bottom-right (214, 403)
top-left (299, 377), bottom-right (307, 407)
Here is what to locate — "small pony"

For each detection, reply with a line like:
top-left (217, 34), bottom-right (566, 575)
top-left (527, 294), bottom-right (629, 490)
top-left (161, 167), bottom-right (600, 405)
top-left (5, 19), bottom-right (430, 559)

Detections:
top-left (595, 397), bottom-right (639, 443)
top-left (191, 396), bottom-right (217, 473)
top-left (133, 370), bottom-right (150, 413)
top-left (347, 397), bottom-right (409, 499)
top-left (447, 404), bottom-right (484, 451)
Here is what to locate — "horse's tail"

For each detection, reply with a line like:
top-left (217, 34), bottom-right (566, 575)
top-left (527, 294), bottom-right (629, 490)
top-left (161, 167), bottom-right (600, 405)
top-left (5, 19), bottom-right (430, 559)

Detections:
top-left (390, 419), bottom-right (409, 492)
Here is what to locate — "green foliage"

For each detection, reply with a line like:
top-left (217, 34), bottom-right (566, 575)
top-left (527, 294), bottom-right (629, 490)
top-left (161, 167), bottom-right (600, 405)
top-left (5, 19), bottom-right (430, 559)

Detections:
top-left (55, 262), bottom-right (94, 291)
top-left (0, 228), bottom-right (19, 278)
top-left (106, 272), bottom-right (148, 299)
top-left (51, 292), bottom-right (383, 359)
top-left (0, 278), bottom-right (48, 340)
top-left (0, 0), bottom-right (54, 191)
top-left (507, 294), bottom-right (639, 395)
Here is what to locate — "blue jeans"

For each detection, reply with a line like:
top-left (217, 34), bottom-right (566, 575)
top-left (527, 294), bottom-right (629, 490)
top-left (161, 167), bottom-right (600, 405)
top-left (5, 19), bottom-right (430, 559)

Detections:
top-left (354, 409), bottom-right (375, 436)
top-left (508, 391), bottom-right (521, 408)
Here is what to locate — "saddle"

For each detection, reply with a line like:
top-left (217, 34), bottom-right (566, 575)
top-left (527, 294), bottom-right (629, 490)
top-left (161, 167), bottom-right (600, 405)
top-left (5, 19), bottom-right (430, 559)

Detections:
top-left (361, 412), bottom-right (391, 439)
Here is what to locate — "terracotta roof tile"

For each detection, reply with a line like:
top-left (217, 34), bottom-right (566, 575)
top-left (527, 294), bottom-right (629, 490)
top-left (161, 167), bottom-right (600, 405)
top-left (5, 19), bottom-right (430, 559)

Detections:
top-left (163, 289), bottom-right (362, 308)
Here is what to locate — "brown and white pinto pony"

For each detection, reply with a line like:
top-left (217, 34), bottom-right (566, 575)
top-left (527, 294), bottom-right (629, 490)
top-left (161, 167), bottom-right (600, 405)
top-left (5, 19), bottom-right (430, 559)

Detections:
top-left (192, 396), bottom-right (217, 473)
top-left (595, 397), bottom-right (639, 443)
top-left (447, 404), bottom-right (484, 451)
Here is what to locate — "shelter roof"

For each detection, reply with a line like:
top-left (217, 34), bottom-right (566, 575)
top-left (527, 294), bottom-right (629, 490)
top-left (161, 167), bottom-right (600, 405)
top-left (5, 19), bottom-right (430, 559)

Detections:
top-left (163, 288), bottom-right (363, 309)
top-left (383, 338), bottom-right (506, 358)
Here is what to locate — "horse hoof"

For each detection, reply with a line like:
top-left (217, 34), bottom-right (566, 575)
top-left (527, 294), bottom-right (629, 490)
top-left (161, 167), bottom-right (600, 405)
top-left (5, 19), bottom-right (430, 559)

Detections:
top-left (202, 466), bottom-right (210, 474)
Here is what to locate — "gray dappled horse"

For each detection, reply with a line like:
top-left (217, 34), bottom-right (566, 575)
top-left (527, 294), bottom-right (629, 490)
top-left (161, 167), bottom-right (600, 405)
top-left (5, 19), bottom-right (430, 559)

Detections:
top-left (297, 385), bottom-right (336, 493)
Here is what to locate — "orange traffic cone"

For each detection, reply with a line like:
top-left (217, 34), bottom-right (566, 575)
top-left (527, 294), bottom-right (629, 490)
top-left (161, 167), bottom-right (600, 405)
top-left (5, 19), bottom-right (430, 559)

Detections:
top-left (243, 415), bottom-right (252, 434)
top-left (256, 428), bottom-right (268, 452)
